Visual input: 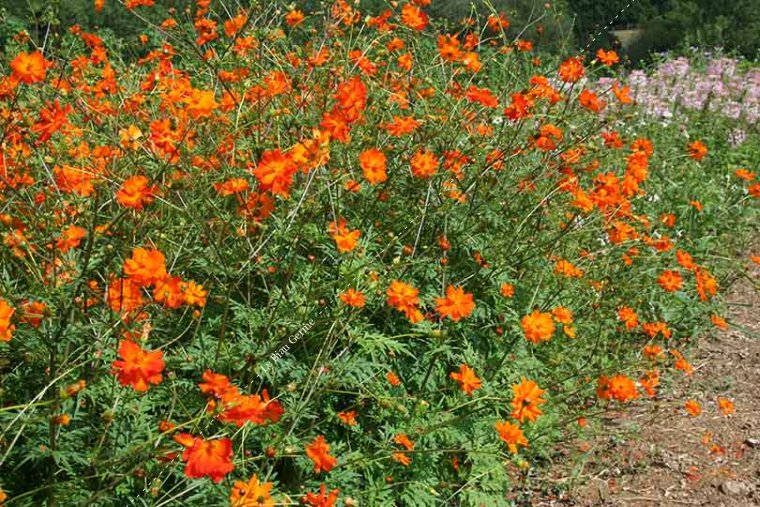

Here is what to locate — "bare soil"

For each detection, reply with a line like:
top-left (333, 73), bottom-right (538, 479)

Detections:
top-left (527, 257), bottom-right (760, 506)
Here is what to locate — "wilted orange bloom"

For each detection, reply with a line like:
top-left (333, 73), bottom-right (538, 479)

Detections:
top-left (253, 149), bottom-right (298, 198)
top-left (337, 410), bottom-right (357, 426)
top-left (495, 421), bottom-right (528, 454)
top-left (302, 484), bottom-right (340, 507)
top-left (124, 247), bottom-right (167, 287)
top-left (328, 218), bottom-right (360, 253)
top-left (410, 149), bottom-right (439, 178)
top-left (450, 364), bottom-right (482, 395)
top-left (511, 378), bottom-right (546, 422)
top-left (175, 434), bottom-right (234, 483)
top-left (387, 280), bottom-right (423, 323)
top-left (111, 340), bottom-right (165, 392)
top-left (116, 175), bottom-right (158, 210)
top-left (10, 51), bottom-right (48, 84)
top-left (0, 299), bottom-right (15, 342)
top-left (687, 140), bottom-right (708, 161)
top-left (558, 57), bottom-right (584, 83)
top-left (596, 48), bottom-right (619, 66)
top-left (435, 285), bottom-right (475, 322)
top-left (717, 397), bottom-right (735, 416)
top-left (306, 435), bottom-right (338, 473)
top-left (359, 148), bottom-right (388, 184)
top-left (596, 374), bottom-right (638, 402)
top-left (657, 270), bottom-right (683, 292)
top-left (521, 310), bottom-right (555, 343)
top-left (386, 371), bottom-right (402, 386)
top-left (684, 400), bottom-right (701, 416)
top-left (230, 474), bottom-right (275, 507)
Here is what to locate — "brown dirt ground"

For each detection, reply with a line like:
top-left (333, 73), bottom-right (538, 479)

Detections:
top-left (526, 258), bottom-right (760, 507)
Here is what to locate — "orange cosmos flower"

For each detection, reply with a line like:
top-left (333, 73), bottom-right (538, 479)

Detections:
top-left (499, 282), bottom-right (515, 298)
top-left (558, 57), bottom-right (584, 83)
top-left (551, 306), bottom-right (573, 325)
top-left (410, 149), bottom-right (439, 178)
top-left (554, 259), bottom-right (584, 278)
top-left (337, 410), bottom-right (357, 426)
top-left (56, 225), bottom-right (86, 252)
top-left (386, 371), bottom-right (402, 386)
top-left (253, 149), bottom-right (297, 197)
top-left (579, 89), bottom-right (605, 112)
top-left (116, 175), bottom-right (158, 210)
top-left (182, 281), bottom-right (207, 307)
top-left (695, 268), bottom-right (718, 301)
top-left (10, 51), bottom-right (48, 84)
top-left (657, 270), bottom-right (683, 292)
top-left (123, 247), bottom-right (167, 287)
top-left (20, 301), bottom-right (46, 328)
top-left (339, 288), bottom-right (365, 308)
top-left (359, 148), bottom-right (388, 184)
top-left (176, 434), bottom-right (235, 483)
top-left (400, 4), bottom-right (428, 30)
top-left (684, 400), bottom-right (701, 417)
top-left (394, 433), bottom-right (415, 450)
top-left (717, 397), bottom-right (735, 416)
top-left (687, 140), bottom-right (708, 161)
top-left (230, 474), bottom-right (275, 507)
top-left (521, 310), bottom-right (555, 343)
top-left (392, 452), bottom-right (411, 466)
top-left (111, 340), bottom-right (165, 392)
top-left (386, 280), bottom-right (423, 323)
top-left (107, 277), bottom-right (145, 314)
top-left (643, 344), bottom-right (664, 361)
top-left (465, 85), bottom-right (499, 108)
top-left (302, 484), bottom-right (340, 507)
top-left (328, 218), bottom-right (360, 253)
top-left (285, 9), bottom-right (306, 27)
top-left (596, 48), bottom-right (619, 65)
top-left (450, 364), bottom-right (482, 395)
top-left (710, 314), bottom-right (728, 330)
top-left (511, 378), bottom-right (546, 422)
top-left (617, 306), bottom-right (639, 330)
top-left (305, 436), bottom-right (338, 473)
top-left (495, 421), bottom-right (528, 454)
top-left (0, 299), bottom-right (15, 342)
top-left (596, 374), bottom-right (638, 402)
top-left (435, 285), bottom-right (475, 322)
